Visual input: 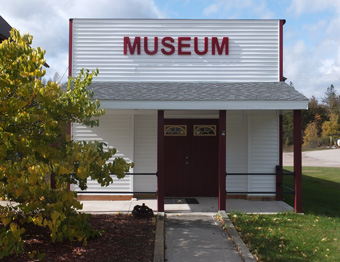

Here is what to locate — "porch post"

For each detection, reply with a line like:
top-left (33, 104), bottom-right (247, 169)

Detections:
top-left (67, 19), bottom-right (73, 192)
top-left (218, 110), bottom-right (226, 211)
top-left (276, 114), bottom-right (283, 200)
top-left (157, 110), bottom-right (165, 212)
top-left (294, 110), bottom-right (302, 213)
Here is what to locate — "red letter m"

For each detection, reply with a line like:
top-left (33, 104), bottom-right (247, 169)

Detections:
top-left (212, 37), bottom-right (229, 55)
top-left (124, 37), bottom-right (141, 55)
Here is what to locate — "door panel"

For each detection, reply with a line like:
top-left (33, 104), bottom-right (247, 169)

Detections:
top-left (164, 119), bottom-right (218, 197)
top-left (164, 120), bottom-right (189, 197)
top-left (190, 120), bottom-right (218, 196)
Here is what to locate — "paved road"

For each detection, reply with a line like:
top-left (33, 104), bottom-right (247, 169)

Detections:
top-left (283, 148), bottom-right (340, 167)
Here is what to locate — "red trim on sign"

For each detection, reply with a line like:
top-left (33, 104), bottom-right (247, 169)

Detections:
top-left (69, 19), bottom-right (73, 77)
top-left (218, 110), bottom-right (226, 211)
top-left (294, 110), bottom-right (302, 213)
top-left (279, 20), bottom-right (284, 81)
top-left (157, 110), bottom-right (165, 212)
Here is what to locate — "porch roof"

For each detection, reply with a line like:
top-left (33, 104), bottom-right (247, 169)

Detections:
top-left (85, 81), bottom-right (308, 110)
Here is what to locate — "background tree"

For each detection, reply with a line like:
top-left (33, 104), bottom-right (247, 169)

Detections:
top-left (322, 113), bottom-right (340, 144)
top-left (303, 115), bottom-right (319, 147)
top-left (283, 96), bottom-right (327, 146)
top-left (42, 72), bottom-right (61, 85)
top-left (322, 84), bottom-right (340, 119)
top-left (283, 84), bottom-right (340, 148)
top-left (302, 96), bottom-right (328, 131)
top-left (0, 29), bottom-right (133, 259)
top-left (283, 112), bottom-right (294, 146)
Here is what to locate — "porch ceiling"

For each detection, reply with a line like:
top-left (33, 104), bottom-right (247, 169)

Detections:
top-left (85, 81), bottom-right (309, 110)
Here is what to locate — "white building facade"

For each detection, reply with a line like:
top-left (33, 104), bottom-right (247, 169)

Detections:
top-left (69, 19), bottom-right (308, 212)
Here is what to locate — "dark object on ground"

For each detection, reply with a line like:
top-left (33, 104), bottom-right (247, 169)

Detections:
top-left (132, 203), bottom-right (154, 218)
top-left (185, 198), bottom-right (199, 204)
top-left (1, 214), bottom-right (155, 262)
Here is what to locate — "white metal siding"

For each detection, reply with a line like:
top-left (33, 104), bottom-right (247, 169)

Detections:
top-left (226, 111), bottom-right (247, 193)
top-left (72, 19), bottom-right (279, 82)
top-left (133, 114), bottom-right (158, 193)
top-left (70, 113), bottom-right (134, 194)
top-left (247, 112), bottom-right (279, 194)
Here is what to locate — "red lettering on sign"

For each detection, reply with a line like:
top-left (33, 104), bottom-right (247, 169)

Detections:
top-left (178, 37), bottom-right (191, 55)
top-left (194, 37), bottom-right (208, 55)
top-left (124, 36), bottom-right (141, 55)
top-left (212, 37), bottom-right (229, 55)
top-left (144, 37), bottom-right (158, 55)
top-left (123, 36), bottom-right (229, 56)
top-left (161, 37), bottom-right (175, 55)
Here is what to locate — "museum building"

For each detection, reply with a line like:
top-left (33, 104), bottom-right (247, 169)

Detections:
top-left (68, 19), bottom-right (308, 212)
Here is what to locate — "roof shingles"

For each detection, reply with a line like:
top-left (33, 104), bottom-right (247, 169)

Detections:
top-left (85, 82), bottom-right (308, 102)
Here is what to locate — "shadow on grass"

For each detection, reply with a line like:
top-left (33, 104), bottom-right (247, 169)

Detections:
top-left (283, 173), bottom-right (340, 217)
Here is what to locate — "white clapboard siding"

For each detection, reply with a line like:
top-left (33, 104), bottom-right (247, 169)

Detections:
top-left (72, 19), bottom-right (280, 82)
top-left (70, 113), bottom-right (134, 194)
top-left (133, 114), bottom-right (158, 193)
top-left (247, 112), bottom-right (279, 195)
top-left (226, 111), bottom-right (247, 193)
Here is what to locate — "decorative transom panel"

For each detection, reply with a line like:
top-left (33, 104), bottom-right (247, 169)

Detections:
top-left (194, 125), bottom-right (217, 136)
top-left (164, 125), bottom-right (187, 136)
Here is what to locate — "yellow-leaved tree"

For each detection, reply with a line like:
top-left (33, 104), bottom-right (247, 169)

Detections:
top-left (322, 114), bottom-right (340, 138)
top-left (0, 29), bottom-right (133, 259)
top-left (303, 122), bottom-right (318, 147)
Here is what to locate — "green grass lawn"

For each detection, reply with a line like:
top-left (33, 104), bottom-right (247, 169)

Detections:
top-left (229, 167), bottom-right (340, 261)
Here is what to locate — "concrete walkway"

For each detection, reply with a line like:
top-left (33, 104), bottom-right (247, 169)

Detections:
top-left (165, 213), bottom-right (243, 262)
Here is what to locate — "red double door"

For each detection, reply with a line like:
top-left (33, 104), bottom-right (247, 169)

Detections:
top-left (164, 119), bottom-right (218, 197)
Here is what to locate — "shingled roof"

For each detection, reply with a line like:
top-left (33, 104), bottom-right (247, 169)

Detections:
top-left (0, 16), bottom-right (11, 41)
top-left (86, 81), bottom-right (308, 102)
top-left (0, 16), bottom-right (50, 68)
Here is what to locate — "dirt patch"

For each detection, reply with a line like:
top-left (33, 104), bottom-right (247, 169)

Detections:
top-left (2, 214), bottom-right (156, 262)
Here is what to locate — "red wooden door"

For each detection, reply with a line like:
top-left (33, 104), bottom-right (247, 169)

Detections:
top-left (164, 119), bottom-right (218, 197)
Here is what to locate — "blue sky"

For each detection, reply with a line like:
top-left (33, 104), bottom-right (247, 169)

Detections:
top-left (2, 0), bottom-right (340, 99)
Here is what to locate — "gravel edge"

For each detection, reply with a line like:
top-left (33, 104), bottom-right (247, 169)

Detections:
top-left (153, 212), bottom-right (165, 262)
top-left (218, 210), bottom-right (256, 262)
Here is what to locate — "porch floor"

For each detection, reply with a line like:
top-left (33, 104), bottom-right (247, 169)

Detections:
top-left (79, 197), bottom-right (293, 214)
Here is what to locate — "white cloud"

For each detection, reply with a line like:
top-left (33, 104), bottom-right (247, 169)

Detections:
top-left (2, 0), bottom-right (163, 82)
top-left (203, 0), bottom-right (274, 18)
top-left (284, 37), bottom-right (340, 99)
top-left (287, 0), bottom-right (340, 16)
top-left (203, 3), bottom-right (220, 16)
top-left (283, 0), bottom-right (340, 98)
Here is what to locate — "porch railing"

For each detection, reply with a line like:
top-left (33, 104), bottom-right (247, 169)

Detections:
top-left (76, 167), bottom-right (295, 197)
top-left (226, 165), bottom-right (295, 196)
top-left (75, 173), bottom-right (157, 194)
